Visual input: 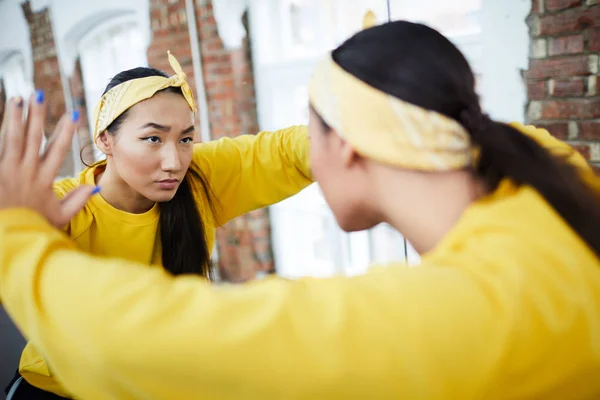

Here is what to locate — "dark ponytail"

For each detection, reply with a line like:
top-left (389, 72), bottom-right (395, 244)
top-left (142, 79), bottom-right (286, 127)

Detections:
top-left (159, 166), bottom-right (216, 278)
top-left (329, 21), bottom-right (600, 257)
top-left (99, 67), bottom-right (218, 278)
top-left (463, 107), bottom-right (600, 257)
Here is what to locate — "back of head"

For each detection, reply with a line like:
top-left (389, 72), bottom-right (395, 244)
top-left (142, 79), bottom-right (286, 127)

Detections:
top-left (332, 21), bottom-right (477, 121)
top-left (325, 21), bottom-right (600, 257)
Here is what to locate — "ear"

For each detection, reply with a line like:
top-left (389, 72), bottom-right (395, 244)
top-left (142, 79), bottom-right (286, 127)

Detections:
top-left (333, 130), bottom-right (361, 169)
top-left (95, 131), bottom-right (112, 156)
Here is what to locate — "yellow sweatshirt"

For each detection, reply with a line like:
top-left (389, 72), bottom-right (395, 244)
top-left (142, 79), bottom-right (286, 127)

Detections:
top-left (16, 125), bottom-right (313, 397)
top-left (1, 124), bottom-right (599, 399)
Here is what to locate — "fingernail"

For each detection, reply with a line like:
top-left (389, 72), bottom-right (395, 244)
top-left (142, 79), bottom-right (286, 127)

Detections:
top-left (72, 110), bottom-right (80, 122)
top-left (35, 89), bottom-right (44, 104)
top-left (91, 186), bottom-right (101, 195)
top-left (15, 97), bottom-right (23, 107)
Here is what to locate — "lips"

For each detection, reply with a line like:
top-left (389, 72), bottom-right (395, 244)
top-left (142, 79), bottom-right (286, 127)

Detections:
top-left (156, 179), bottom-right (179, 190)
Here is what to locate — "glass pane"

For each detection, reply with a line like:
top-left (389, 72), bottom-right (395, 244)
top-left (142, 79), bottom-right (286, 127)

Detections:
top-left (248, 0), bottom-right (408, 279)
top-left (79, 22), bottom-right (147, 160)
top-left (388, 0), bottom-right (482, 38)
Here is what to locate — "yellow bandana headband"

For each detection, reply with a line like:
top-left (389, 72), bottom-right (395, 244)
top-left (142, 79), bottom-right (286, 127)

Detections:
top-left (308, 55), bottom-right (474, 171)
top-left (92, 51), bottom-right (197, 141)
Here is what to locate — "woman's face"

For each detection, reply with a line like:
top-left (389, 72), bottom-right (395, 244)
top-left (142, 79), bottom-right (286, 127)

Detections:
top-left (308, 106), bottom-right (380, 232)
top-left (98, 91), bottom-right (195, 203)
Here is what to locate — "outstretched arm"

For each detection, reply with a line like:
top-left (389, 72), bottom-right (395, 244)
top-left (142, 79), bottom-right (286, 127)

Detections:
top-left (0, 208), bottom-right (508, 400)
top-left (193, 126), bottom-right (313, 224)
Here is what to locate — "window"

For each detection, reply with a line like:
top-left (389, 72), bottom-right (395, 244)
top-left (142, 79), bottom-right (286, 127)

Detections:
top-left (78, 20), bottom-right (147, 160)
top-left (249, 0), bottom-right (418, 279)
top-left (0, 53), bottom-right (33, 100)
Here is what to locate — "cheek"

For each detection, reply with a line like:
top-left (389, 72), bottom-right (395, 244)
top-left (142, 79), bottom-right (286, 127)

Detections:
top-left (309, 134), bottom-right (329, 182)
top-left (112, 143), bottom-right (160, 178)
top-left (310, 140), bottom-right (343, 210)
top-left (180, 147), bottom-right (194, 170)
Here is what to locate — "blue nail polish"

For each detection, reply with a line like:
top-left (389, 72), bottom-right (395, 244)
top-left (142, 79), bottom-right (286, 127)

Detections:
top-left (91, 186), bottom-right (101, 195)
top-left (35, 89), bottom-right (44, 104)
top-left (72, 110), bottom-right (80, 122)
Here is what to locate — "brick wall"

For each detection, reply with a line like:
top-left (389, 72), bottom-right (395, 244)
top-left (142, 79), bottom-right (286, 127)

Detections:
top-left (0, 80), bottom-right (6, 127)
top-left (21, 1), bottom-right (73, 177)
top-left (147, 0), bottom-right (274, 282)
top-left (147, 0), bottom-right (201, 141)
top-left (69, 57), bottom-right (94, 166)
top-left (526, 0), bottom-right (600, 173)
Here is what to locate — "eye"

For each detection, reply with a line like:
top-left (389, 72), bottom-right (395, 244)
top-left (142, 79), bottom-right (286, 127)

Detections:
top-left (180, 137), bottom-right (193, 144)
top-left (142, 136), bottom-right (161, 144)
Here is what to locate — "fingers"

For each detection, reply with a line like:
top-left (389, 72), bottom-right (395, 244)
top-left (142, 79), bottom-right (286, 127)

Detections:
top-left (23, 90), bottom-right (47, 167)
top-left (57, 185), bottom-right (99, 227)
top-left (1, 97), bottom-right (26, 164)
top-left (39, 111), bottom-right (79, 183)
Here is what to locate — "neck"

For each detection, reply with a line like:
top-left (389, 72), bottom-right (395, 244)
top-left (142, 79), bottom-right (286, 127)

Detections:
top-left (372, 166), bottom-right (482, 254)
top-left (95, 161), bottom-right (155, 214)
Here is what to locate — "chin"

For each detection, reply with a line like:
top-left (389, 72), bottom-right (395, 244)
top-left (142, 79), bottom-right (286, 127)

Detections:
top-left (334, 213), bottom-right (377, 233)
top-left (147, 190), bottom-right (178, 203)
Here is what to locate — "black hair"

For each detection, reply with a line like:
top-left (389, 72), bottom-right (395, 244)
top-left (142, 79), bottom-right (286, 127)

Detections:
top-left (315, 21), bottom-right (600, 257)
top-left (97, 67), bottom-right (218, 278)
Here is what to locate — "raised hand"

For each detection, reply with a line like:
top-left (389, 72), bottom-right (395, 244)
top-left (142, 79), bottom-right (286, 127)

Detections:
top-left (0, 91), bottom-right (98, 228)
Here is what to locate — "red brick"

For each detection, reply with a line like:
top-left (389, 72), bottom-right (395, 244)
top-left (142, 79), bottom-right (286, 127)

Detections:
top-left (539, 6), bottom-right (600, 35)
top-left (590, 27), bottom-right (600, 51)
top-left (0, 81), bottom-right (6, 127)
top-left (548, 34), bottom-right (585, 55)
top-left (147, 0), bottom-right (269, 281)
top-left (539, 122), bottom-right (571, 139)
top-left (546, 0), bottom-right (583, 11)
top-left (541, 99), bottom-right (600, 119)
top-left (571, 143), bottom-right (591, 159)
top-left (578, 121), bottom-right (600, 139)
top-left (528, 80), bottom-right (548, 99)
top-left (532, 0), bottom-right (543, 13)
top-left (550, 77), bottom-right (586, 96)
top-left (525, 55), bottom-right (595, 79)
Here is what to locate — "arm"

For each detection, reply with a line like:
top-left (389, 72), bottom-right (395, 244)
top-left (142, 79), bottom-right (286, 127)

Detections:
top-left (0, 209), bottom-right (511, 400)
top-left (193, 125), bottom-right (313, 225)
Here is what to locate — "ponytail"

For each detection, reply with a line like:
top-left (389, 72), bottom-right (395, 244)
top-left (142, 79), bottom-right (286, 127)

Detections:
top-left (461, 107), bottom-right (600, 257)
top-left (159, 165), bottom-right (218, 279)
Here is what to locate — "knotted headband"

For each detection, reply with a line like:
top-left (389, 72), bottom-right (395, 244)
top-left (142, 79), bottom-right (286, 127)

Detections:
top-left (92, 51), bottom-right (197, 141)
top-left (308, 12), bottom-right (474, 171)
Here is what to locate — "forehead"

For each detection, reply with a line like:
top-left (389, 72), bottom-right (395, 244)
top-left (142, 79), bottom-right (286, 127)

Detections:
top-left (125, 91), bottom-right (193, 125)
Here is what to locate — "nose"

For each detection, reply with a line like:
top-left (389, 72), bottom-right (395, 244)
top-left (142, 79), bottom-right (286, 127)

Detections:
top-left (161, 145), bottom-right (183, 172)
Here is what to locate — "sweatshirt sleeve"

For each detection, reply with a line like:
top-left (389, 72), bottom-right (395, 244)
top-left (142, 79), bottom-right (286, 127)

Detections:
top-left (0, 209), bottom-right (512, 400)
top-left (192, 125), bottom-right (313, 225)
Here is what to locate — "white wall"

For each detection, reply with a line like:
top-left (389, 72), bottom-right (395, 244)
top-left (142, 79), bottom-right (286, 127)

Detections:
top-left (50, 0), bottom-right (150, 76)
top-left (0, 0), bottom-right (33, 86)
top-left (480, 0), bottom-right (530, 123)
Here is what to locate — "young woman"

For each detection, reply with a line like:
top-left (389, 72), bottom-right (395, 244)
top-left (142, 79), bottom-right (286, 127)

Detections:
top-left (1, 21), bottom-right (599, 399)
top-left (5, 53), bottom-right (312, 399)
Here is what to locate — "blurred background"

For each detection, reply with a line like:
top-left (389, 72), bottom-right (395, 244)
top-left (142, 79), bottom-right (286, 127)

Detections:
top-left (1, 0), bottom-right (598, 387)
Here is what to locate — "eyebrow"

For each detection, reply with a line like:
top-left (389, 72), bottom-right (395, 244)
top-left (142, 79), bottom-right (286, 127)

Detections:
top-left (181, 125), bottom-right (195, 135)
top-left (139, 123), bottom-right (195, 135)
top-left (140, 122), bottom-right (170, 132)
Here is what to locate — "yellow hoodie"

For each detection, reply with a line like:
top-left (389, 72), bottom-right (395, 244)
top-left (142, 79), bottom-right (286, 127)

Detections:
top-left (17, 125), bottom-right (313, 397)
top-left (1, 124), bottom-right (599, 399)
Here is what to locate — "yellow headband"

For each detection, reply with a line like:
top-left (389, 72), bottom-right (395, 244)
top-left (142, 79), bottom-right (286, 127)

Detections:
top-left (308, 55), bottom-right (474, 171)
top-left (92, 51), bottom-right (197, 141)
